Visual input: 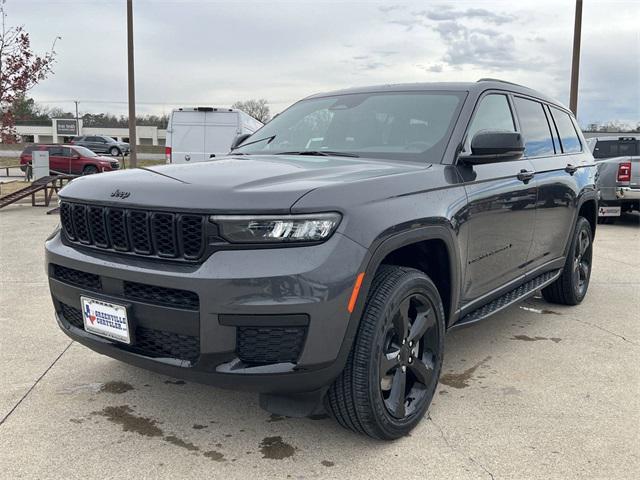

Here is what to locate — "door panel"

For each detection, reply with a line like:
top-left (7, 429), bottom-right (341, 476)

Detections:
top-left (458, 160), bottom-right (537, 301)
top-left (525, 106), bottom-right (583, 268)
top-left (458, 92), bottom-right (537, 302)
top-left (205, 111), bottom-right (238, 156)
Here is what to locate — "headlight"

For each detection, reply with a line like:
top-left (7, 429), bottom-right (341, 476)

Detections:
top-left (210, 213), bottom-right (341, 243)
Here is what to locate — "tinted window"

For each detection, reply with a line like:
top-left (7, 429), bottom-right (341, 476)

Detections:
top-left (62, 147), bottom-right (74, 157)
top-left (466, 94), bottom-right (515, 150)
top-left (514, 97), bottom-right (555, 157)
top-left (234, 91), bottom-right (466, 163)
top-left (593, 141), bottom-right (615, 158)
top-left (22, 145), bottom-right (36, 154)
top-left (86, 136), bottom-right (100, 142)
top-left (47, 146), bottom-right (63, 155)
top-left (618, 141), bottom-right (638, 156)
top-left (551, 107), bottom-right (581, 153)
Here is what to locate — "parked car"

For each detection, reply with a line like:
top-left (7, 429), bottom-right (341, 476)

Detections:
top-left (586, 136), bottom-right (640, 221)
top-left (71, 135), bottom-right (130, 157)
top-left (165, 107), bottom-right (262, 164)
top-left (20, 144), bottom-right (120, 175)
top-left (47, 80), bottom-right (598, 440)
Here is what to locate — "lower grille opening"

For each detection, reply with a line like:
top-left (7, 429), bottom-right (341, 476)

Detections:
top-left (54, 265), bottom-right (101, 290)
top-left (123, 281), bottom-right (199, 310)
top-left (236, 326), bottom-right (307, 365)
top-left (58, 303), bottom-right (199, 363)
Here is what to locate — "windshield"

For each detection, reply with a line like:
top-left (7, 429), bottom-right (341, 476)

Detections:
top-left (73, 146), bottom-right (98, 157)
top-left (233, 91), bottom-right (465, 162)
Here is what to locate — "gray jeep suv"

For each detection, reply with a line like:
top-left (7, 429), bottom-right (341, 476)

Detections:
top-left (46, 80), bottom-right (598, 439)
top-left (72, 135), bottom-right (130, 156)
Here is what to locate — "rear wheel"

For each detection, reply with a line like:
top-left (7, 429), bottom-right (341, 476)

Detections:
top-left (542, 216), bottom-right (593, 305)
top-left (326, 265), bottom-right (445, 440)
top-left (82, 165), bottom-right (99, 175)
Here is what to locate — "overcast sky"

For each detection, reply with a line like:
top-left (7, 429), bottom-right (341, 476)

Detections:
top-left (9, 0), bottom-right (640, 127)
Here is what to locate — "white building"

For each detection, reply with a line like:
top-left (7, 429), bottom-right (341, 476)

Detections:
top-left (14, 119), bottom-right (167, 146)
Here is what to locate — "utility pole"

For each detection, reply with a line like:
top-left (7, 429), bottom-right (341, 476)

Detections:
top-left (74, 100), bottom-right (79, 135)
top-left (126, 0), bottom-right (137, 167)
top-left (569, 0), bottom-right (583, 116)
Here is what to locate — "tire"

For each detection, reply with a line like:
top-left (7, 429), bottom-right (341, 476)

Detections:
top-left (542, 216), bottom-right (593, 305)
top-left (109, 146), bottom-right (121, 156)
top-left (325, 265), bottom-right (445, 440)
top-left (82, 165), bottom-right (99, 175)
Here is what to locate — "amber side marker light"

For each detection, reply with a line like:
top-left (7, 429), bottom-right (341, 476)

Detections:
top-left (347, 272), bottom-right (365, 313)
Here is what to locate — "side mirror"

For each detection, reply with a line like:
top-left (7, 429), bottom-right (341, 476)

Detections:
top-left (230, 133), bottom-right (251, 150)
top-left (460, 131), bottom-right (525, 165)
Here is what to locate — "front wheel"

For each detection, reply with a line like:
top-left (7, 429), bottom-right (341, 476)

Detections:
top-left (109, 146), bottom-right (121, 156)
top-left (326, 265), bottom-right (445, 440)
top-left (542, 216), bottom-right (593, 305)
top-left (82, 165), bottom-right (99, 175)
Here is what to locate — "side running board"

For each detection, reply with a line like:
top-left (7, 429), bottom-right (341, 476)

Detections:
top-left (453, 270), bottom-right (561, 329)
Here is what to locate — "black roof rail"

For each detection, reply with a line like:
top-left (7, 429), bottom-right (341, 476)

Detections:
top-left (476, 78), bottom-right (525, 87)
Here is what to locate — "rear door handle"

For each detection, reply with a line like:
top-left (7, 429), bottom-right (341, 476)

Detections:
top-left (517, 169), bottom-right (535, 183)
top-left (565, 164), bottom-right (578, 175)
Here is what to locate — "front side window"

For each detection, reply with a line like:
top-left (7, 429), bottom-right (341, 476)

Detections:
top-left (550, 107), bottom-right (581, 153)
top-left (514, 97), bottom-right (555, 157)
top-left (465, 94), bottom-right (515, 151)
top-left (233, 91), bottom-right (466, 163)
top-left (73, 146), bottom-right (97, 157)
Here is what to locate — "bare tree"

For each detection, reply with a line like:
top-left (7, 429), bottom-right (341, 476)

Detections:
top-left (232, 98), bottom-right (270, 123)
top-left (0, 0), bottom-right (58, 142)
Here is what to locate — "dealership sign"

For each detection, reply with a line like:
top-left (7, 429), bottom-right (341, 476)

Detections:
top-left (56, 119), bottom-right (78, 135)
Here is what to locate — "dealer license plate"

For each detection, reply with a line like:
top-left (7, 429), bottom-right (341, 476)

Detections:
top-left (81, 296), bottom-right (131, 344)
top-left (598, 206), bottom-right (621, 217)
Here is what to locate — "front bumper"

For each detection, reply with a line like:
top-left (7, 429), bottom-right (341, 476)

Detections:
top-left (46, 231), bottom-right (367, 393)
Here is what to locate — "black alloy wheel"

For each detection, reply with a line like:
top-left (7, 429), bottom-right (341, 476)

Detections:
top-left (380, 293), bottom-right (439, 419)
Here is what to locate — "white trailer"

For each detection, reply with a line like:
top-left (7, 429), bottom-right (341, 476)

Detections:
top-left (165, 107), bottom-right (263, 164)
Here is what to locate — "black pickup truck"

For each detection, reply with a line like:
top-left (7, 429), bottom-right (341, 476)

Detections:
top-left (46, 79), bottom-right (598, 439)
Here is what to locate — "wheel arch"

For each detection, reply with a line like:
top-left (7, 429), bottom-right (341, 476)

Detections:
top-left (355, 224), bottom-right (461, 329)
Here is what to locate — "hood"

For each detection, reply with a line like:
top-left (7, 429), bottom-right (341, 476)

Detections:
top-left (59, 154), bottom-right (426, 212)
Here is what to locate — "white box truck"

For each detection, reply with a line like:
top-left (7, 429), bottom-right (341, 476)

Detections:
top-left (165, 107), bottom-right (263, 164)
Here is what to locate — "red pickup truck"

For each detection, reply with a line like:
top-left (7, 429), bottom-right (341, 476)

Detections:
top-left (20, 144), bottom-right (120, 175)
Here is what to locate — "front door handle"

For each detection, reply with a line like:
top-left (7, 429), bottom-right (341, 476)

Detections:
top-left (517, 169), bottom-right (535, 183)
top-left (565, 164), bottom-right (578, 175)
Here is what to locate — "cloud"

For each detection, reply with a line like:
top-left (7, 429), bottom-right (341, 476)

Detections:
top-left (413, 6), bottom-right (515, 25)
top-left (379, 5), bottom-right (406, 14)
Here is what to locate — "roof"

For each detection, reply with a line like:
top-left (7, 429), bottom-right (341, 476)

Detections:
top-left (304, 78), bottom-right (565, 111)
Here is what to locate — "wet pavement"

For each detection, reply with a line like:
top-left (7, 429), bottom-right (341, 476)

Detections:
top-left (1, 205), bottom-right (638, 479)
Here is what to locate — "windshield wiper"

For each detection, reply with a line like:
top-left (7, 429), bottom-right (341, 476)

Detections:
top-left (276, 150), bottom-right (359, 158)
top-left (230, 135), bottom-right (276, 151)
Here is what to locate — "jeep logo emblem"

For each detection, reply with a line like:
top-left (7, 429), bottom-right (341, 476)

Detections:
top-left (110, 189), bottom-right (131, 199)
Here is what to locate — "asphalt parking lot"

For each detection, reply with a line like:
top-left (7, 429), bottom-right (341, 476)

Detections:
top-left (1, 204), bottom-right (638, 479)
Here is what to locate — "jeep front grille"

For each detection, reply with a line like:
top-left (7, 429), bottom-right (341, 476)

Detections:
top-left (60, 202), bottom-right (205, 261)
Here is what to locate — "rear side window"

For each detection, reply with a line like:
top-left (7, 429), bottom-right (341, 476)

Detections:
top-left (47, 146), bottom-right (63, 156)
top-left (514, 97), bottom-right (555, 157)
top-left (22, 145), bottom-right (36, 154)
top-left (466, 94), bottom-right (515, 150)
top-left (550, 107), bottom-right (581, 153)
top-left (593, 141), bottom-right (615, 158)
